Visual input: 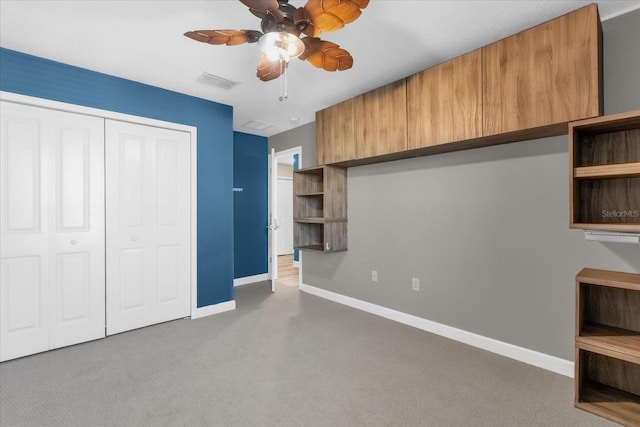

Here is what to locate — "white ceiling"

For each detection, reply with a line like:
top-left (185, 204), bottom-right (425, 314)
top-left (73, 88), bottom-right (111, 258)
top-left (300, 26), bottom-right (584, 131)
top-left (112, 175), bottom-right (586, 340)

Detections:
top-left (2, 1), bottom-right (639, 137)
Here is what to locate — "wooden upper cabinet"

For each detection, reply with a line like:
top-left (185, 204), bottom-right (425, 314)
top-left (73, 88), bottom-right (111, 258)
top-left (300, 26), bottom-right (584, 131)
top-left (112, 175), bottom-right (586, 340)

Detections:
top-left (316, 97), bottom-right (357, 165)
top-left (483, 4), bottom-right (602, 136)
top-left (356, 80), bottom-right (407, 158)
top-left (407, 49), bottom-right (483, 149)
top-left (316, 80), bottom-right (407, 165)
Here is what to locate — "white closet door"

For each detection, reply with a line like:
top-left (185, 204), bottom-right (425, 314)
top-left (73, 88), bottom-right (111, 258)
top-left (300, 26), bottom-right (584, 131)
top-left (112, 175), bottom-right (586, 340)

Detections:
top-left (0, 102), bottom-right (105, 361)
top-left (105, 120), bottom-right (190, 335)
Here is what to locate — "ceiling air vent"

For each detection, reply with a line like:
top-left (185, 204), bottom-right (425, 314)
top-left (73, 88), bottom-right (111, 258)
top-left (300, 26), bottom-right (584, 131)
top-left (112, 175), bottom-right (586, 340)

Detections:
top-left (242, 120), bottom-right (274, 131)
top-left (199, 72), bottom-right (240, 90)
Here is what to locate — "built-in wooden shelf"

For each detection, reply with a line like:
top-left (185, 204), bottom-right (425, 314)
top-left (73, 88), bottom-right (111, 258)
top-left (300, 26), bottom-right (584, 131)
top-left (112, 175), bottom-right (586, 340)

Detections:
top-left (293, 166), bottom-right (347, 253)
top-left (575, 268), bottom-right (640, 425)
top-left (570, 110), bottom-right (640, 232)
top-left (576, 380), bottom-right (640, 427)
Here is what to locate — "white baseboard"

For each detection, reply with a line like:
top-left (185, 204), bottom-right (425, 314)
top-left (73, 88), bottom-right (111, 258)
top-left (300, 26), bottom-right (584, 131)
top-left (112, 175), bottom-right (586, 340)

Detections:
top-left (234, 273), bottom-right (269, 287)
top-left (299, 283), bottom-right (574, 378)
top-left (191, 300), bottom-right (236, 319)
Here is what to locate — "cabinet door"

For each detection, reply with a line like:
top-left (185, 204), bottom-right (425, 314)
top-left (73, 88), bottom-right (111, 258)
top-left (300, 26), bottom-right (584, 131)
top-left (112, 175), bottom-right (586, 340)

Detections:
top-left (483, 4), bottom-right (601, 136)
top-left (316, 98), bottom-right (357, 165)
top-left (408, 50), bottom-right (482, 149)
top-left (357, 80), bottom-right (407, 158)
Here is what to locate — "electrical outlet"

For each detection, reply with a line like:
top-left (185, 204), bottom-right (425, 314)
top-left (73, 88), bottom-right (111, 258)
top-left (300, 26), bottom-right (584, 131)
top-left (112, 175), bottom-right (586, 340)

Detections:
top-left (412, 277), bottom-right (420, 291)
top-left (371, 270), bottom-right (378, 282)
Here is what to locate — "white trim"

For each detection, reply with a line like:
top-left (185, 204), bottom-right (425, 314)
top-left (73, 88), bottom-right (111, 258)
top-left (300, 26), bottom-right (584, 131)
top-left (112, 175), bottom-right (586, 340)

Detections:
top-left (272, 146), bottom-right (303, 289)
top-left (299, 283), bottom-right (574, 378)
top-left (234, 273), bottom-right (269, 287)
top-left (0, 91), bottom-right (204, 319)
top-left (273, 146), bottom-right (303, 159)
top-left (190, 300), bottom-right (236, 319)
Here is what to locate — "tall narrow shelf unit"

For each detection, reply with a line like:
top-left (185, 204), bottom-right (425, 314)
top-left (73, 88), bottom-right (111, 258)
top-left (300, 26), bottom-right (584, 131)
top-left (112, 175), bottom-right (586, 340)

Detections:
top-left (293, 165), bottom-right (347, 252)
top-left (570, 110), bottom-right (640, 231)
top-left (575, 268), bottom-right (640, 425)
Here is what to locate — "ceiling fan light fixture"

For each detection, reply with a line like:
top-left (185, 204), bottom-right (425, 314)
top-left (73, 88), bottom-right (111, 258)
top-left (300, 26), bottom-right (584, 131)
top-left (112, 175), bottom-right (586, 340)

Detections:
top-left (258, 31), bottom-right (305, 62)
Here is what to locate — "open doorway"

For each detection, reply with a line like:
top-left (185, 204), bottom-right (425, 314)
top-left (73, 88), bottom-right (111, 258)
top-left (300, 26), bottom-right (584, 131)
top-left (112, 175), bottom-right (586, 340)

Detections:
top-left (271, 147), bottom-right (302, 288)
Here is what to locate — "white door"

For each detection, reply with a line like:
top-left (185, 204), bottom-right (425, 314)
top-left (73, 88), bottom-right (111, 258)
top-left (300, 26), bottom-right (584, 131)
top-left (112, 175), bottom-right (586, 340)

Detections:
top-left (277, 178), bottom-right (293, 255)
top-left (0, 101), bottom-right (105, 361)
top-left (267, 149), bottom-right (278, 292)
top-left (105, 120), bottom-right (190, 335)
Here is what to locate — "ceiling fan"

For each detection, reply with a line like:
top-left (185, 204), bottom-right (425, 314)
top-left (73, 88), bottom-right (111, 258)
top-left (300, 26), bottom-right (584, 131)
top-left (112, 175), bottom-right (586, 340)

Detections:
top-left (184, 0), bottom-right (369, 82)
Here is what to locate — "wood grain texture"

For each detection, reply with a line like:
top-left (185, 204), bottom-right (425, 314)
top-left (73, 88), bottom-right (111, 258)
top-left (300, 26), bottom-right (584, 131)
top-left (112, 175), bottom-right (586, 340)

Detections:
top-left (483, 4), bottom-right (601, 136)
top-left (574, 162), bottom-right (640, 178)
top-left (323, 165), bottom-right (347, 220)
top-left (576, 381), bottom-right (640, 426)
top-left (569, 111), bottom-right (640, 230)
top-left (575, 268), bottom-right (640, 425)
top-left (316, 99), bottom-right (357, 165)
top-left (407, 49), bottom-right (482, 149)
top-left (577, 129), bottom-right (640, 167)
top-left (577, 268), bottom-right (640, 291)
top-left (293, 165), bottom-right (347, 252)
top-left (575, 177), bottom-right (640, 226)
top-left (356, 79), bottom-right (407, 158)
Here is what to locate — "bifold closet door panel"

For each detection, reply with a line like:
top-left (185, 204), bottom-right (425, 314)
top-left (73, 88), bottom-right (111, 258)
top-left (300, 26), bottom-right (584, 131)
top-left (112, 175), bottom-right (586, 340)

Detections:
top-left (0, 101), bottom-right (105, 361)
top-left (105, 120), bottom-right (190, 335)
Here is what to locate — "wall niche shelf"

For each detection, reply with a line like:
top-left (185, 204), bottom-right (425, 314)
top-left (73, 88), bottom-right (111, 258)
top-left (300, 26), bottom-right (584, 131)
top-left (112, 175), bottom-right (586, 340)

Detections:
top-left (293, 165), bottom-right (347, 253)
top-left (574, 268), bottom-right (640, 425)
top-left (570, 110), bottom-right (640, 232)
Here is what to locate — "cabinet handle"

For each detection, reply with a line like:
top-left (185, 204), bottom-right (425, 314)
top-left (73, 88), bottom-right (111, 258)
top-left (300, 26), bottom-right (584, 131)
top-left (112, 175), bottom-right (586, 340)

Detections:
top-left (131, 236), bottom-right (138, 242)
top-left (70, 239), bottom-right (78, 245)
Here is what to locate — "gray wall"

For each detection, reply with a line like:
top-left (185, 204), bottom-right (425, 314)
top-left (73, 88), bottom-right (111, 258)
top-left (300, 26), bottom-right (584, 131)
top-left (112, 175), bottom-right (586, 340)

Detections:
top-left (275, 9), bottom-right (640, 361)
top-left (269, 122), bottom-right (316, 168)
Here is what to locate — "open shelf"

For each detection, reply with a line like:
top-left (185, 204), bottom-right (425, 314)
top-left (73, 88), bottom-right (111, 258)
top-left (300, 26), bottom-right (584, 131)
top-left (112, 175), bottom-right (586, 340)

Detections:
top-left (576, 380), bottom-right (640, 426)
top-left (570, 110), bottom-right (640, 232)
top-left (575, 268), bottom-right (640, 424)
top-left (293, 165), bottom-right (347, 253)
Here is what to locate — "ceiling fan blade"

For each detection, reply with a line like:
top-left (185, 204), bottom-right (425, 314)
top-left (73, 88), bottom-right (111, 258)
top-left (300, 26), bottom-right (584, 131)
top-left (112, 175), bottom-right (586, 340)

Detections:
top-left (302, 0), bottom-right (369, 34)
top-left (184, 29), bottom-right (262, 46)
top-left (299, 37), bottom-right (353, 72)
top-left (257, 54), bottom-right (288, 82)
top-left (240, 0), bottom-right (284, 21)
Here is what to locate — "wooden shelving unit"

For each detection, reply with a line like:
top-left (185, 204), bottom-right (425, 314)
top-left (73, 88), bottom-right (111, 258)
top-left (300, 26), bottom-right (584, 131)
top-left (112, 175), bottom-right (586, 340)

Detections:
top-left (293, 165), bottom-right (347, 253)
top-left (570, 110), bottom-right (640, 232)
top-left (575, 268), bottom-right (640, 425)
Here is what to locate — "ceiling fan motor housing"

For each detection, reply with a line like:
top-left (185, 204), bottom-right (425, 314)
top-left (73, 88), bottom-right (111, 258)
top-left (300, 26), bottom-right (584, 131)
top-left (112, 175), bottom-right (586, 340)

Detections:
top-left (261, 1), bottom-right (309, 36)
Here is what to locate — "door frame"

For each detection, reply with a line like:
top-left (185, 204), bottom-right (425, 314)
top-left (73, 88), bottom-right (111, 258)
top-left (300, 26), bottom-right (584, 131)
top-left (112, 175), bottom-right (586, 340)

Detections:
top-left (269, 146), bottom-right (303, 288)
top-left (0, 91), bottom-right (200, 318)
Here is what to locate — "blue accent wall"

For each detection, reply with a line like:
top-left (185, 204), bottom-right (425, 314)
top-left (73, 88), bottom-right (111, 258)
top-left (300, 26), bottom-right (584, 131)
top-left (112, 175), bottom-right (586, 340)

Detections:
top-left (0, 48), bottom-right (234, 307)
top-left (233, 132), bottom-right (268, 278)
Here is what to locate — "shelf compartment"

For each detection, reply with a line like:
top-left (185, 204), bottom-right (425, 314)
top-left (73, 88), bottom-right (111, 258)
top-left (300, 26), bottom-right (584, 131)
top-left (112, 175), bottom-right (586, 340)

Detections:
top-left (294, 222), bottom-right (347, 253)
top-left (575, 128), bottom-right (640, 167)
top-left (576, 379), bottom-right (640, 427)
top-left (570, 110), bottom-right (640, 231)
top-left (577, 281), bottom-right (640, 337)
top-left (295, 194), bottom-right (323, 219)
top-left (575, 349), bottom-right (640, 426)
top-left (573, 176), bottom-right (640, 226)
top-left (294, 167), bottom-right (324, 195)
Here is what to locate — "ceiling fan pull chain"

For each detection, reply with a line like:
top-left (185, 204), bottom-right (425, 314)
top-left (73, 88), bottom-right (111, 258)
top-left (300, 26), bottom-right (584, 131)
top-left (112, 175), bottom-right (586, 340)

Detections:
top-left (279, 58), bottom-right (289, 102)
